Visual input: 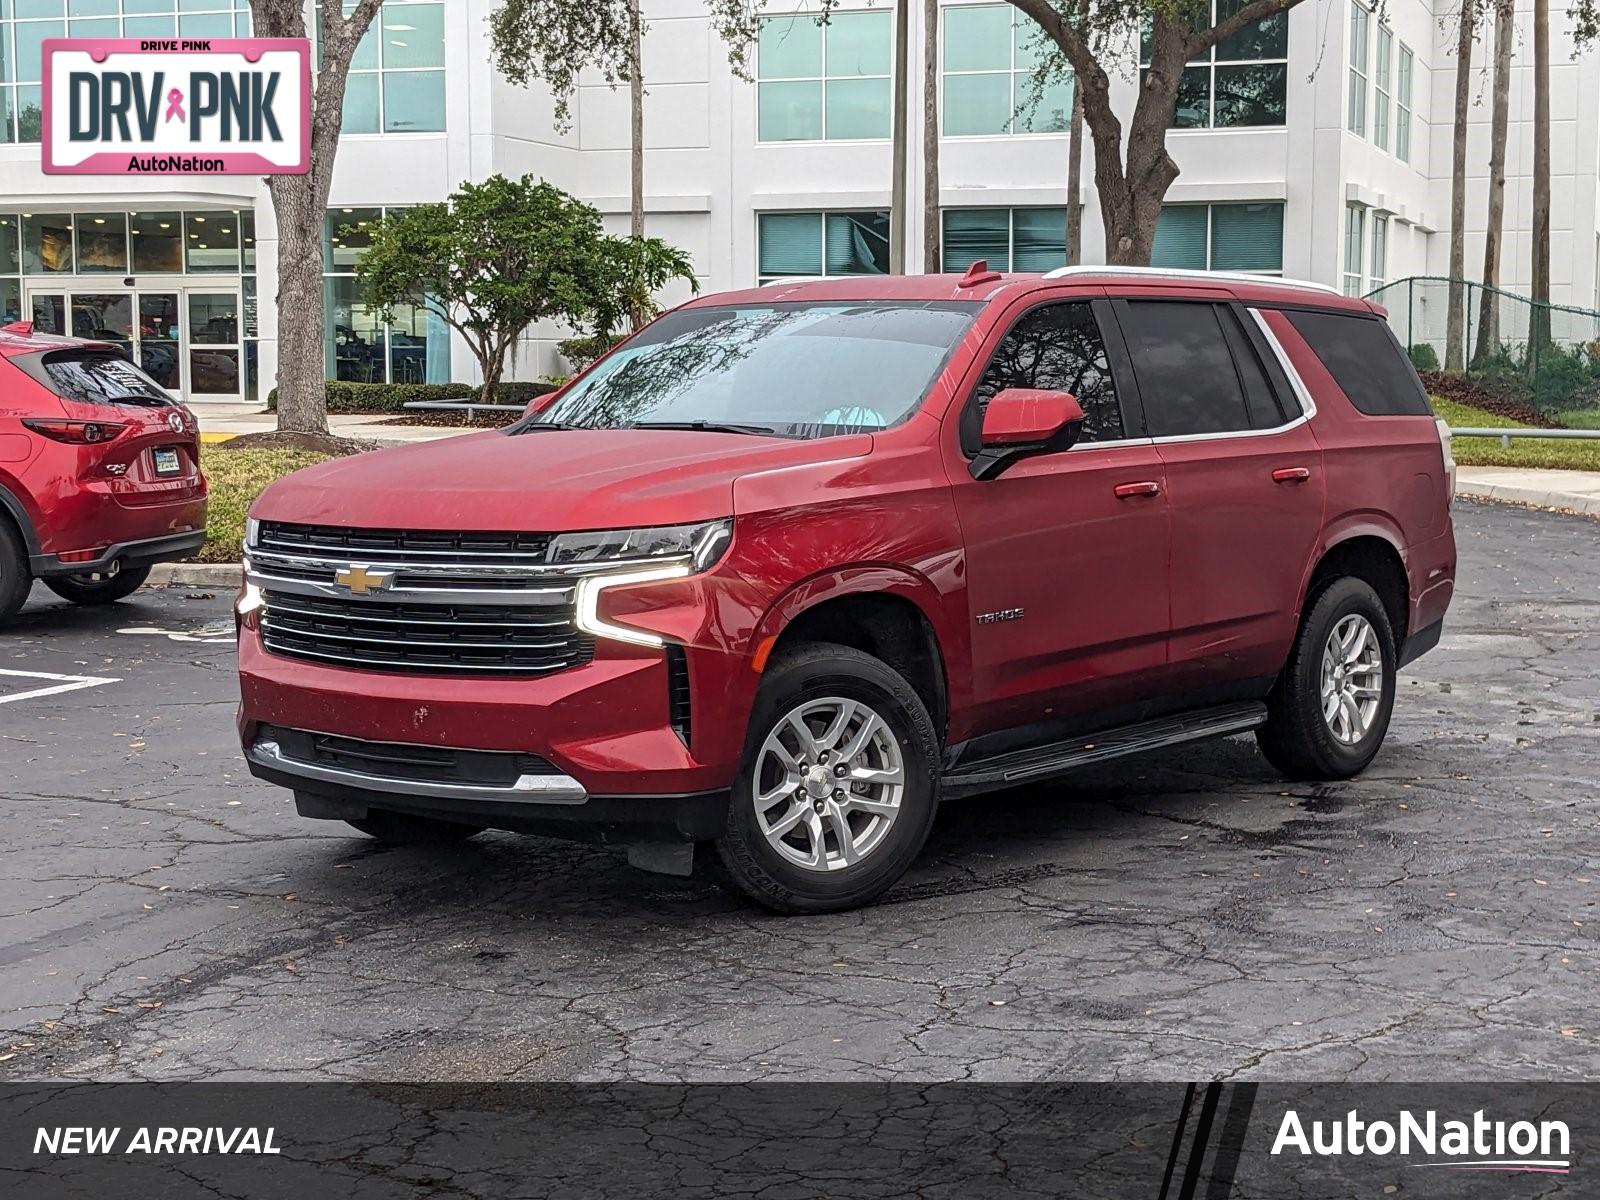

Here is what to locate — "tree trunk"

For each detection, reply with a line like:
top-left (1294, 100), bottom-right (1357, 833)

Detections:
top-left (889, 0), bottom-right (909, 273)
top-left (1445, 0), bottom-right (1477, 371)
top-left (1473, 0), bottom-right (1514, 364)
top-left (628, 0), bottom-right (645, 242)
top-left (922, 0), bottom-right (940, 272)
top-left (254, 0), bottom-right (384, 435)
top-left (1530, 0), bottom-right (1550, 358)
top-left (1065, 76), bottom-right (1084, 264)
top-left (477, 339), bottom-right (509, 408)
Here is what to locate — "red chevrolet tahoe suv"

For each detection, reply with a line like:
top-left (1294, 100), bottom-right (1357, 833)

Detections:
top-left (0, 324), bottom-right (206, 625)
top-left (239, 267), bottom-right (1456, 913)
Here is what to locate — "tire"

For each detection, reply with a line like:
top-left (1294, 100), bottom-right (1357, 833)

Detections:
top-left (715, 642), bottom-right (941, 914)
top-left (346, 809), bottom-right (485, 846)
top-left (0, 519), bottom-right (28, 627)
top-left (1256, 577), bottom-right (1397, 780)
top-left (44, 564), bottom-right (152, 606)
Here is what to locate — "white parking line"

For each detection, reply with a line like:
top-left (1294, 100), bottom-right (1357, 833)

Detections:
top-left (0, 668), bottom-right (121, 706)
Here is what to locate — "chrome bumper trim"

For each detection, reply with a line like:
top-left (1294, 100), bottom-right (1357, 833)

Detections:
top-left (247, 739), bottom-right (590, 805)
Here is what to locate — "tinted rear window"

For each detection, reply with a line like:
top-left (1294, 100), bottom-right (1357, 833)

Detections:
top-left (1283, 309), bottom-right (1432, 416)
top-left (1119, 301), bottom-right (1251, 436)
top-left (11, 350), bottom-right (174, 408)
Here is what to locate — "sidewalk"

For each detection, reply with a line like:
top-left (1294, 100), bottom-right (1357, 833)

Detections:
top-left (1456, 466), bottom-right (1600, 517)
top-left (195, 403), bottom-right (464, 445)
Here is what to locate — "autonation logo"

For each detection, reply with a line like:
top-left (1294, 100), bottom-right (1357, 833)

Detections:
top-left (1272, 1108), bottom-right (1572, 1175)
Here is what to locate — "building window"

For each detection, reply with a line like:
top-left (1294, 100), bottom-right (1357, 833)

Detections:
top-left (1395, 45), bottom-right (1413, 163)
top-left (1151, 202), bottom-right (1284, 273)
top-left (1141, 0), bottom-right (1287, 129)
top-left (942, 5), bottom-right (1070, 136)
top-left (1373, 25), bottom-right (1391, 151)
top-left (0, 214), bottom-right (20, 325)
top-left (757, 11), bottom-right (892, 141)
top-left (757, 211), bottom-right (890, 281)
top-left (1348, 3), bottom-right (1369, 137)
top-left (321, 0), bottom-right (446, 134)
top-left (1369, 213), bottom-right (1388, 289)
top-left (323, 207), bottom-right (450, 383)
top-left (1344, 204), bottom-right (1365, 295)
top-left (0, 1), bottom-right (251, 143)
top-left (941, 208), bottom-right (1069, 272)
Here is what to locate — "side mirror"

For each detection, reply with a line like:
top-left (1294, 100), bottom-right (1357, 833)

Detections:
top-left (970, 388), bottom-right (1086, 480)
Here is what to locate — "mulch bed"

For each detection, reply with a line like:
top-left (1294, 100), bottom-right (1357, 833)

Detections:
top-left (1420, 372), bottom-right (1566, 428)
top-left (374, 410), bottom-right (521, 429)
top-left (212, 431), bottom-right (386, 455)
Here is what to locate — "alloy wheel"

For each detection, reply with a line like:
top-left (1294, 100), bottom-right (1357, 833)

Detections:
top-left (1320, 613), bottom-right (1384, 744)
top-left (751, 696), bottom-right (906, 872)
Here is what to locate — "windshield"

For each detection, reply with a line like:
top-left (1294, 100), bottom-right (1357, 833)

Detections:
top-left (527, 301), bottom-right (979, 439)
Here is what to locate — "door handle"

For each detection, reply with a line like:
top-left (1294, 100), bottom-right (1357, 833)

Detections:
top-left (1113, 481), bottom-right (1161, 498)
top-left (1271, 467), bottom-right (1312, 483)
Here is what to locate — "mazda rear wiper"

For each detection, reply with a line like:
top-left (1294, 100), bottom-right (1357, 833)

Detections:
top-left (629, 420), bottom-right (783, 436)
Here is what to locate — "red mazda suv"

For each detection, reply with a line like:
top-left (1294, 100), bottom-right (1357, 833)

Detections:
top-left (0, 323), bottom-right (207, 624)
top-left (238, 267), bottom-right (1456, 913)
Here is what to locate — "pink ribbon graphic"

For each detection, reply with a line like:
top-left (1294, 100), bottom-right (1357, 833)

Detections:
top-left (164, 88), bottom-right (185, 123)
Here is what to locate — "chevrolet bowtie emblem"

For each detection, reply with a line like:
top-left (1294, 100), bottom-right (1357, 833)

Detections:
top-left (334, 566), bottom-right (394, 595)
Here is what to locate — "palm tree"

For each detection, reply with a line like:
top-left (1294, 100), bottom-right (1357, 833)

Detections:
top-left (1444, 0), bottom-right (1478, 371)
top-left (1530, 0), bottom-right (1551, 359)
top-left (889, 0), bottom-right (910, 272)
top-left (1473, 0), bottom-right (1514, 364)
top-left (923, 0), bottom-right (941, 272)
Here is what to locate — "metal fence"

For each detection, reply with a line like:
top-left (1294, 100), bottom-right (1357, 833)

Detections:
top-left (1365, 276), bottom-right (1600, 416)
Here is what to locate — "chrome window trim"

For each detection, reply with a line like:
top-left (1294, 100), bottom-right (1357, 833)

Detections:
top-left (248, 738), bottom-right (589, 806)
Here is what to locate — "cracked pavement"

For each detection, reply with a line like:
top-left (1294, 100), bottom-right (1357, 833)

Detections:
top-left (1, 500), bottom-right (1596, 1083)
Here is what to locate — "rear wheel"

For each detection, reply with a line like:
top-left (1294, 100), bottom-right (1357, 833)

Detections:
top-left (0, 520), bottom-right (29, 626)
top-left (1257, 577), bottom-right (1397, 780)
top-left (44, 564), bottom-right (151, 606)
top-left (715, 642), bottom-right (941, 914)
top-left (346, 809), bottom-right (485, 846)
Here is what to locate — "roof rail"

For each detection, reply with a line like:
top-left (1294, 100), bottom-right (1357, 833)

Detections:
top-left (760, 275), bottom-right (831, 287)
top-left (1040, 265), bottom-right (1341, 295)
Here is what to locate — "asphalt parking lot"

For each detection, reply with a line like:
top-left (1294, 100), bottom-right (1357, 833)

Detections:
top-left (1, 500), bottom-right (1596, 1083)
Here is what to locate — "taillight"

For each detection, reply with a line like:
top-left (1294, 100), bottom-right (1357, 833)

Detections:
top-left (22, 418), bottom-right (129, 445)
top-left (1435, 418), bottom-right (1456, 508)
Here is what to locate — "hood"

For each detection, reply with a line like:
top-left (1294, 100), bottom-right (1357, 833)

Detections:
top-left (250, 427), bottom-right (873, 531)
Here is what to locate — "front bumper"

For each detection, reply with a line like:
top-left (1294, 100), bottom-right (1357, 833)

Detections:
top-left (30, 528), bottom-right (206, 577)
top-left (244, 728), bottom-right (729, 843)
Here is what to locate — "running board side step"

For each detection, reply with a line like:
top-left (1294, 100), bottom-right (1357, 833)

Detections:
top-left (941, 701), bottom-right (1268, 798)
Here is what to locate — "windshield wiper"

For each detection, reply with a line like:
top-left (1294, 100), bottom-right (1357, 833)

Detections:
top-left (508, 420), bottom-right (578, 434)
top-left (629, 420), bottom-right (782, 436)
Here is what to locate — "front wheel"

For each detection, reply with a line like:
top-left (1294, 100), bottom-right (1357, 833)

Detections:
top-left (715, 642), bottom-right (941, 914)
top-left (1257, 577), bottom-right (1397, 780)
top-left (44, 564), bottom-right (151, 606)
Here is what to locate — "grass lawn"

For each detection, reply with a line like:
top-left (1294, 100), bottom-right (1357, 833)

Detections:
top-left (199, 445), bottom-right (332, 562)
top-left (1432, 396), bottom-right (1600, 472)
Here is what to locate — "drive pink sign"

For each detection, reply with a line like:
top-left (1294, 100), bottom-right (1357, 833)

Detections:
top-left (42, 38), bottom-right (310, 176)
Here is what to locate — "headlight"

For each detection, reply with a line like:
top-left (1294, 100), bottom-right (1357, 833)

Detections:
top-left (548, 519), bottom-right (732, 572)
top-left (243, 517), bottom-right (261, 551)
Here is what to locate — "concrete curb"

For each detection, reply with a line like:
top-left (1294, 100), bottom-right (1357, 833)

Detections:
top-left (1455, 482), bottom-right (1600, 518)
top-left (149, 563), bottom-right (243, 587)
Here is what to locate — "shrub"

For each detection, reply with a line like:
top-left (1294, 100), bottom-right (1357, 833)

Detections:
top-left (1529, 342), bottom-right (1597, 413)
top-left (480, 380), bottom-right (558, 406)
top-left (557, 332), bottom-right (627, 371)
top-left (265, 381), bottom-right (473, 414)
top-left (1407, 343), bottom-right (1440, 372)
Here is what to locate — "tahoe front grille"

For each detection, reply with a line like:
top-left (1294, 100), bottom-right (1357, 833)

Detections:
top-left (257, 521), bottom-right (553, 566)
top-left (259, 591), bottom-right (594, 676)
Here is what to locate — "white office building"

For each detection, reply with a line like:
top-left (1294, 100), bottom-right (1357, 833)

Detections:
top-left (1, 0), bottom-right (1597, 402)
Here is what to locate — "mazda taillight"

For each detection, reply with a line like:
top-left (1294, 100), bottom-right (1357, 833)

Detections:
top-left (22, 418), bottom-right (129, 445)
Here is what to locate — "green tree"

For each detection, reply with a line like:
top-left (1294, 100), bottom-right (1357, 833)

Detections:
top-left (591, 236), bottom-right (700, 336)
top-left (250, 0), bottom-right (387, 436)
top-left (355, 175), bottom-right (612, 406)
top-left (489, 0), bottom-right (759, 243)
top-left (1004, 0), bottom-right (1308, 264)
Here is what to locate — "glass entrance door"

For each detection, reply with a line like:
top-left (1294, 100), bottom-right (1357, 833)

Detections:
top-left (185, 290), bottom-right (243, 401)
top-left (137, 293), bottom-right (182, 392)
